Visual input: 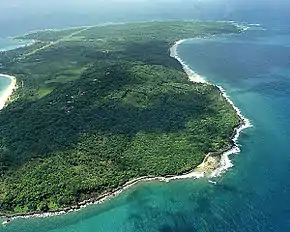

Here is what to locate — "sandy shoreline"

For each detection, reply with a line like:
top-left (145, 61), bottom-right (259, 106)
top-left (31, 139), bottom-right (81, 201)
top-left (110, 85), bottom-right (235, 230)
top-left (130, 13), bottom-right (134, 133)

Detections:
top-left (0, 74), bottom-right (17, 111)
top-left (170, 39), bottom-right (207, 83)
top-left (1, 39), bottom-right (251, 225)
top-left (170, 39), bottom-right (252, 176)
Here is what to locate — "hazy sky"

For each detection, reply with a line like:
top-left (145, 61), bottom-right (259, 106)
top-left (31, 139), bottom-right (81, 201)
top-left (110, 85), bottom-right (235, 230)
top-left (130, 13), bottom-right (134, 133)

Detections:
top-left (0, 0), bottom-right (223, 27)
top-left (0, 0), bottom-right (289, 36)
top-left (2, 0), bottom-right (289, 11)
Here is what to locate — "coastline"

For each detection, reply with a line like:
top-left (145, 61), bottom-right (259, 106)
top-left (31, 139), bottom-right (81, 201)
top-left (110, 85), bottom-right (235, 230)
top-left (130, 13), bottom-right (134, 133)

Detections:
top-left (0, 74), bottom-right (17, 111)
top-left (0, 38), bottom-right (36, 53)
top-left (170, 39), bottom-right (207, 83)
top-left (1, 37), bottom-right (251, 225)
top-left (170, 39), bottom-right (252, 177)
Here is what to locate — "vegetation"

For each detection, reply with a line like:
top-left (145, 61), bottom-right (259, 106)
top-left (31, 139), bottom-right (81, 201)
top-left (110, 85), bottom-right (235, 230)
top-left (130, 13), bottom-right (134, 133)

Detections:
top-left (0, 21), bottom-right (241, 215)
top-left (14, 27), bottom-right (88, 42)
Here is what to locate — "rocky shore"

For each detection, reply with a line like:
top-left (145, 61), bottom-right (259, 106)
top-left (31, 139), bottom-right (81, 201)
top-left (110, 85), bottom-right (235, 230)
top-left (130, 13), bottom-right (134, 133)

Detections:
top-left (1, 38), bottom-right (251, 226)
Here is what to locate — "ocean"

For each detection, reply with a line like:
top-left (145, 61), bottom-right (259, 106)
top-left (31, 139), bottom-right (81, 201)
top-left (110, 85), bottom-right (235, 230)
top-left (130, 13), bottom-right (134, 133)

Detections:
top-left (0, 77), bottom-right (11, 98)
top-left (0, 39), bottom-right (30, 104)
top-left (1, 2), bottom-right (290, 231)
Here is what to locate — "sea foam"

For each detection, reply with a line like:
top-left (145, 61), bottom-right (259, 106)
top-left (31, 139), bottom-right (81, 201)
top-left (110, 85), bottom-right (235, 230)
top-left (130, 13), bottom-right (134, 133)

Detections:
top-left (171, 39), bottom-right (253, 178)
top-left (0, 74), bottom-right (17, 111)
top-left (1, 34), bottom-right (254, 224)
top-left (170, 39), bottom-right (206, 83)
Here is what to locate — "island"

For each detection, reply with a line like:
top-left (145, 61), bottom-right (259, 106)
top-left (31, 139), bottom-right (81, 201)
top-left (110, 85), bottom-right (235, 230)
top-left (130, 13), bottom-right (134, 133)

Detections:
top-left (0, 21), bottom-right (243, 217)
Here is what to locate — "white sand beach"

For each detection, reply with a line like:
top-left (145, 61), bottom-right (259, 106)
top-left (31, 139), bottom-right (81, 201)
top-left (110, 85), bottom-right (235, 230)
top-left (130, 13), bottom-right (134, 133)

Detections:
top-left (0, 74), bottom-right (17, 110)
top-left (2, 38), bottom-right (252, 224)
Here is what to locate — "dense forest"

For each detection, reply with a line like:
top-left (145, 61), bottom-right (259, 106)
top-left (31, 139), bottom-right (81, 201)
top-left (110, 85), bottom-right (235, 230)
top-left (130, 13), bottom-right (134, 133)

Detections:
top-left (0, 21), bottom-right (241, 215)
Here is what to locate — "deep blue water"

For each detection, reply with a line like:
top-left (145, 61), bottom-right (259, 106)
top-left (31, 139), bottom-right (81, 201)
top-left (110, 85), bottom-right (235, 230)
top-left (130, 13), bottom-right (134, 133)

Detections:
top-left (175, 26), bottom-right (290, 231)
top-left (1, 1), bottom-right (290, 231)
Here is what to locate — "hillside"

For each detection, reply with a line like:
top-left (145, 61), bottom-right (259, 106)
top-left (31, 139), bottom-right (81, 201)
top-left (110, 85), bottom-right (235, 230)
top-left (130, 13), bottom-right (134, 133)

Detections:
top-left (0, 21), bottom-right (241, 215)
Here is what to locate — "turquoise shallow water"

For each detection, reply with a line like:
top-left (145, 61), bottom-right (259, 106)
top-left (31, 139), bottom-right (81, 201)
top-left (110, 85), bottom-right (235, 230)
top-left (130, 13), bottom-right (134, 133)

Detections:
top-left (2, 25), bottom-right (290, 231)
top-left (0, 38), bottom-right (23, 102)
top-left (0, 75), bottom-right (12, 100)
top-left (0, 38), bottom-right (32, 104)
top-left (2, 12), bottom-right (290, 231)
top-left (0, 38), bottom-right (33, 52)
